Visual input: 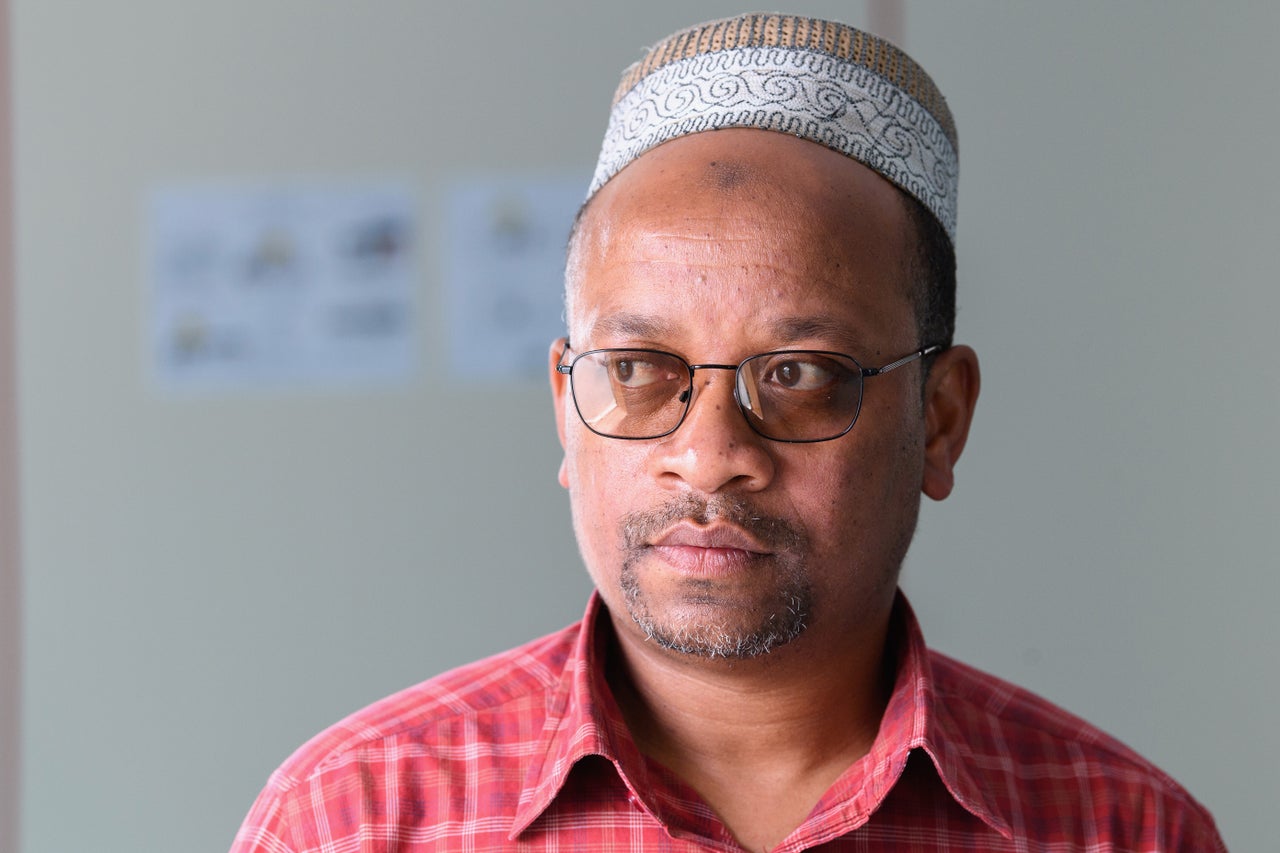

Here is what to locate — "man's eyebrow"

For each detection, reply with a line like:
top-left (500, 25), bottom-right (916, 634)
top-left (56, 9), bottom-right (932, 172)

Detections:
top-left (584, 314), bottom-right (864, 348)
top-left (589, 312), bottom-right (677, 342)
top-left (768, 316), bottom-right (861, 347)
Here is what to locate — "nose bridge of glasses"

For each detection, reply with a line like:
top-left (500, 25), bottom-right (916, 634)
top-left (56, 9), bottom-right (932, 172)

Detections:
top-left (684, 362), bottom-right (740, 401)
top-left (687, 362), bottom-right (740, 377)
top-left (679, 362), bottom-right (764, 435)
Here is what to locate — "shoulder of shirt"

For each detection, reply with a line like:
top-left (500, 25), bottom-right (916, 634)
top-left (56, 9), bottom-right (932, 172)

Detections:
top-left (260, 619), bottom-right (582, 795)
top-left (927, 648), bottom-right (1215, 815)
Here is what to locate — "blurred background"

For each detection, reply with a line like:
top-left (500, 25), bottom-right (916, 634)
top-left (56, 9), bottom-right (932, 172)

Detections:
top-left (2, 2), bottom-right (1276, 851)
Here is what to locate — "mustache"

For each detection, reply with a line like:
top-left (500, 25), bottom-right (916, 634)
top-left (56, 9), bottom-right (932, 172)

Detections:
top-left (620, 494), bottom-right (807, 552)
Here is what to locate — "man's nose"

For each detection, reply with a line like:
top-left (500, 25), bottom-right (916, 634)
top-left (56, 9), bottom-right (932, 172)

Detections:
top-left (645, 369), bottom-right (776, 494)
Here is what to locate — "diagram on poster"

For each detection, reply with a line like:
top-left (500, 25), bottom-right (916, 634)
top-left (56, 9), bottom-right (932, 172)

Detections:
top-left (444, 175), bottom-right (583, 382)
top-left (149, 183), bottom-right (416, 391)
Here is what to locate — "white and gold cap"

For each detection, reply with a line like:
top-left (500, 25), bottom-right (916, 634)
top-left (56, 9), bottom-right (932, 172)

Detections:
top-left (589, 13), bottom-right (959, 240)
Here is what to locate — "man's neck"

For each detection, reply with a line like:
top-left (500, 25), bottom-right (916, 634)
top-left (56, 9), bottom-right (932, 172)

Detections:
top-left (604, 609), bottom-right (896, 851)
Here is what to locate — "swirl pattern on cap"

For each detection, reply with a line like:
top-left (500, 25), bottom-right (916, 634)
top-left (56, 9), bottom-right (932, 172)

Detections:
top-left (590, 45), bottom-right (959, 239)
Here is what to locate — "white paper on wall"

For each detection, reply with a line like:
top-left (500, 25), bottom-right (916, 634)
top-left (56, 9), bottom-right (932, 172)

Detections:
top-left (444, 175), bottom-right (584, 383)
top-left (149, 182), bottom-right (417, 392)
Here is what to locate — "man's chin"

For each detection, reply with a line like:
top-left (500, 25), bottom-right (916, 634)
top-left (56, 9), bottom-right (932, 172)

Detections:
top-left (640, 623), bottom-right (805, 660)
top-left (625, 593), bottom-right (811, 661)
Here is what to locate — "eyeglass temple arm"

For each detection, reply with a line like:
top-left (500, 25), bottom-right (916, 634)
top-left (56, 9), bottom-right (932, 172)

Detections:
top-left (862, 344), bottom-right (943, 377)
top-left (555, 339), bottom-right (572, 373)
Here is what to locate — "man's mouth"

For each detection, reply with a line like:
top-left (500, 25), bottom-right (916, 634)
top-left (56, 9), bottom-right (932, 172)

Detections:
top-left (619, 494), bottom-right (808, 577)
top-left (651, 521), bottom-right (770, 553)
top-left (645, 522), bottom-right (773, 576)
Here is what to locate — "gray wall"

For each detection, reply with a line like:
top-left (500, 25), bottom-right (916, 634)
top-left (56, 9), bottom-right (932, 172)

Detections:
top-left (9, 2), bottom-right (1275, 851)
top-left (1, 2), bottom-right (19, 852)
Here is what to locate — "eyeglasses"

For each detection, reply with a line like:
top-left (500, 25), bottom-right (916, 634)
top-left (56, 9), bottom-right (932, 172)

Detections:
top-left (556, 341), bottom-right (941, 443)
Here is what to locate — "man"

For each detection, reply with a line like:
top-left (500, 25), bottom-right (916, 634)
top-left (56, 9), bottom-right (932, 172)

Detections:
top-left (232, 13), bottom-right (1225, 851)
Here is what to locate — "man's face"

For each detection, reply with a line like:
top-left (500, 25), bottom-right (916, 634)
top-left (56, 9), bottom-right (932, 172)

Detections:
top-left (552, 129), bottom-right (933, 664)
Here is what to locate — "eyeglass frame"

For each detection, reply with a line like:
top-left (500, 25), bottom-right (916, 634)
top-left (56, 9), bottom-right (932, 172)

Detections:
top-left (555, 339), bottom-right (943, 444)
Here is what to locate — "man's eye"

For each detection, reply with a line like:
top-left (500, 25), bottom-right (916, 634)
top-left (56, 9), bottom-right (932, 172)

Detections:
top-left (768, 357), bottom-right (839, 391)
top-left (610, 357), bottom-right (660, 386)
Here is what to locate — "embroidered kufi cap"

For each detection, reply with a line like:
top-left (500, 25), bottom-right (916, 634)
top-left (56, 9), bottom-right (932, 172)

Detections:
top-left (588, 12), bottom-right (959, 241)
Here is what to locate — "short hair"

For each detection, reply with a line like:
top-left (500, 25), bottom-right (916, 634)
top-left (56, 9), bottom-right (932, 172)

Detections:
top-left (902, 191), bottom-right (957, 352)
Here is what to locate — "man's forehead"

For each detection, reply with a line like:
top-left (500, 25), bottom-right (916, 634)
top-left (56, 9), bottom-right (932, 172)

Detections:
top-left (569, 176), bottom-right (919, 356)
top-left (582, 130), bottom-right (911, 237)
top-left (606, 129), bottom-right (862, 193)
top-left (581, 310), bottom-right (875, 350)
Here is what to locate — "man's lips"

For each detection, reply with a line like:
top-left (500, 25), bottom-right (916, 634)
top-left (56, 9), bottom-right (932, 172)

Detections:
top-left (646, 523), bottom-right (772, 576)
top-left (650, 522), bottom-right (770, 553)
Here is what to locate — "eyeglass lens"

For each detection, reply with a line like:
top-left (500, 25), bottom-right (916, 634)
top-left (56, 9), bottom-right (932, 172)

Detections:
top-left (567, 349), bottom-right (865, 442)
top-left (736, 351), bottom-right (863, 440)
top-left (570, 350), bottom-right (690, 438)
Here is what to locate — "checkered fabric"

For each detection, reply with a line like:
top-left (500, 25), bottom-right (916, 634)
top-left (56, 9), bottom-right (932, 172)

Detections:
top-left (231, 593), bottom-right (1225, 851)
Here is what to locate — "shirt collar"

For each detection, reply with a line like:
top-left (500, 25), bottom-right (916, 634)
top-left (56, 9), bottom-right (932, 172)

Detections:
top-left (510, 591), bottom-right (1014, 842)
top-left (510, 594), bottom-right (635, 836)
top-left (852, 592), bottom-right (1014, 840)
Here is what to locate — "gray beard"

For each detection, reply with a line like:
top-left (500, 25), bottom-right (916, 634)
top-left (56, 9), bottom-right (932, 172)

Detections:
top-left (618, 495), bottom-right (812, 660)
top-left (620, 562), bottom-right (812, 659)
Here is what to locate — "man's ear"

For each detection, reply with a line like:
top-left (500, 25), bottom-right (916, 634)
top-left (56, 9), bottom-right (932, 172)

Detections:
top-left (549, 338), bottom-right (570, 488)
top-left (921, 345), bottom-right (980, 501)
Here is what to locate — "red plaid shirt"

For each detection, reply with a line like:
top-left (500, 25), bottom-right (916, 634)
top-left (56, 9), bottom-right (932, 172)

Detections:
top-left (231, 593), bottom-right (1225, 851)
